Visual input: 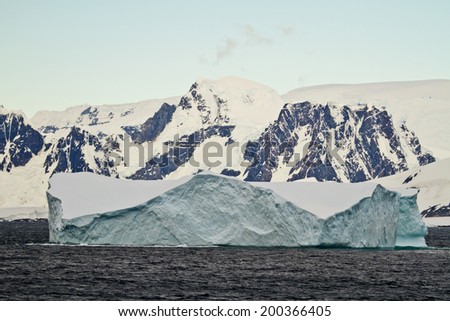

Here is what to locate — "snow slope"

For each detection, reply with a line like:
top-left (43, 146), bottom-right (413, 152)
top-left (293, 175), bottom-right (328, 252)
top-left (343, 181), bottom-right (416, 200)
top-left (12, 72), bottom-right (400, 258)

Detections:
top-left (374, 158), bottom-right (450, 217)
top-left (0, 108), bottom-right (49, 209)
top-left (0, 152), bottom-right (49, 209)
top-left (155, 77), bottom-right (283, 143)
top-left (31, 97), bottom-right (180, 136)
top-left (48, 172), bottom-right (426, 247)
top-left (283, 80), bottom-right (450, 159)
top-left (0, 207), bottom-right (48, 221)
top-left (125, 77), bottom-right (286, 181)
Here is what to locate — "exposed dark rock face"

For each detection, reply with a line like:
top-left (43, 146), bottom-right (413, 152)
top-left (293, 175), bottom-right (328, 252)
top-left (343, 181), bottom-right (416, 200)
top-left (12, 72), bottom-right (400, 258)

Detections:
top-left (125, 103), bottom-right (177, 144)
top-left (0, 113), bottom-right (44, 172)
top-left (243, 102), bottom-right (434, 182)
top-left (130, 125), bottom-right (235, 180)
top-left (44, 127), bottom-right (116, 177)
top-left (422, 205), bottom-right (450, 217)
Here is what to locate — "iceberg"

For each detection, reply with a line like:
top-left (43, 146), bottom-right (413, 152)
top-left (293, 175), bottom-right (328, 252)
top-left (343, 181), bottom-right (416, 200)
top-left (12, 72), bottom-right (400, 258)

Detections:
top-left (47, 172), bottom-right (427, 248)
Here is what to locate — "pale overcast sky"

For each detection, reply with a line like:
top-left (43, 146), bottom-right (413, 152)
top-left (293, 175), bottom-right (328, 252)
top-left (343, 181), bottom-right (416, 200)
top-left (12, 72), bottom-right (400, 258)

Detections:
top-left (1, 0), bottom-right (449, 116)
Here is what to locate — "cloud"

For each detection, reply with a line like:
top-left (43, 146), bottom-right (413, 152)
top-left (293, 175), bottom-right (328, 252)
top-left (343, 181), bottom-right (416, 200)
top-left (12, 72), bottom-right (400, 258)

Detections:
top-left (242, 24), bottom-right (273, 45)
top-left (211, 25), bottom-right (272, 65)
top-left (280, 25), bottom-right (296, 36)
top-left (215, 38), bottom-right (238, 64)
top-left (199, 55), bottom-right (209, 65)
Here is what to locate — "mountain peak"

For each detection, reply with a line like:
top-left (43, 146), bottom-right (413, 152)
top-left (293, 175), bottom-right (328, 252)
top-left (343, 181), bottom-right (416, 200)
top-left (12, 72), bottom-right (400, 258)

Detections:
top-left (174, 76), bottom-right (284, 133)
top-left (193, 76), bottom-right (279, 93)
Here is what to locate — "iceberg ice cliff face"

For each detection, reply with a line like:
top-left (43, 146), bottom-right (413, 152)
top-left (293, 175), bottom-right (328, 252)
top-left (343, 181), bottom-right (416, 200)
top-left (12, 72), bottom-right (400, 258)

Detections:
top-left (47, 192), bottom-right (64, 243)
top-left (320, 186), bottom-right (400, 248)
top-left (47, 173), bottom-right (427, 248)
top-left (396, 195), bottom-right (428, 247)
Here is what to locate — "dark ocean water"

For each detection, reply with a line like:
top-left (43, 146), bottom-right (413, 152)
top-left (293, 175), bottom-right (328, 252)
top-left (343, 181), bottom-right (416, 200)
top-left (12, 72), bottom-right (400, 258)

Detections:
top-left (0, 221), bottom-right (449, 300)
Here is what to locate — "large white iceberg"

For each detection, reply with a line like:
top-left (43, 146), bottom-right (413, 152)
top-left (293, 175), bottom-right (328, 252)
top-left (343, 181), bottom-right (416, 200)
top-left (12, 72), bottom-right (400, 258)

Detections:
top-left (47, 172), bottom-right (427, 248)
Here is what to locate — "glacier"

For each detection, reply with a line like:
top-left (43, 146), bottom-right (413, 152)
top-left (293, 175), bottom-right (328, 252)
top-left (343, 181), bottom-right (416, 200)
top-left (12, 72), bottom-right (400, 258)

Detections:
top-left (47, 172), bottom-right (428, 248)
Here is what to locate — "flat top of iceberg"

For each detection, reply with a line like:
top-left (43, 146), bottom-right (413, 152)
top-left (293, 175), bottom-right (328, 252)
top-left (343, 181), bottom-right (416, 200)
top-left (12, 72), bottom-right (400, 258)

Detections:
top-left (252, 181), bottom-right (374, 218)
top-left (48, 173), bottom-right (193, 219)
top-left (252, 181), bottom-right (415, 218)
top-left (48, 172), bottom-right (415, 220)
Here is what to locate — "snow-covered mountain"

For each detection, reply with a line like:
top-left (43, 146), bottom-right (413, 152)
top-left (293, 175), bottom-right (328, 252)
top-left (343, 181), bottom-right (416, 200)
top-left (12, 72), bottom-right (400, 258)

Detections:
top-left (116, 77), bottom-right (435, 183)
top-left (117, 77), bottom-right (284, 180)
top-left (0, 108), bottom-right (44, 172)
top-left (283, 80), bottom-right (450, 159)
top-left (0, 77), bottom-right (449, 220)
top-left (129, 77), bottom-right (283, 144)
top-left (242, 102), bottom-right (434, 182)
top-left (31, 97), bottom-right (180, 136)
top-left (43, 127), bottom-right (117, 177)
